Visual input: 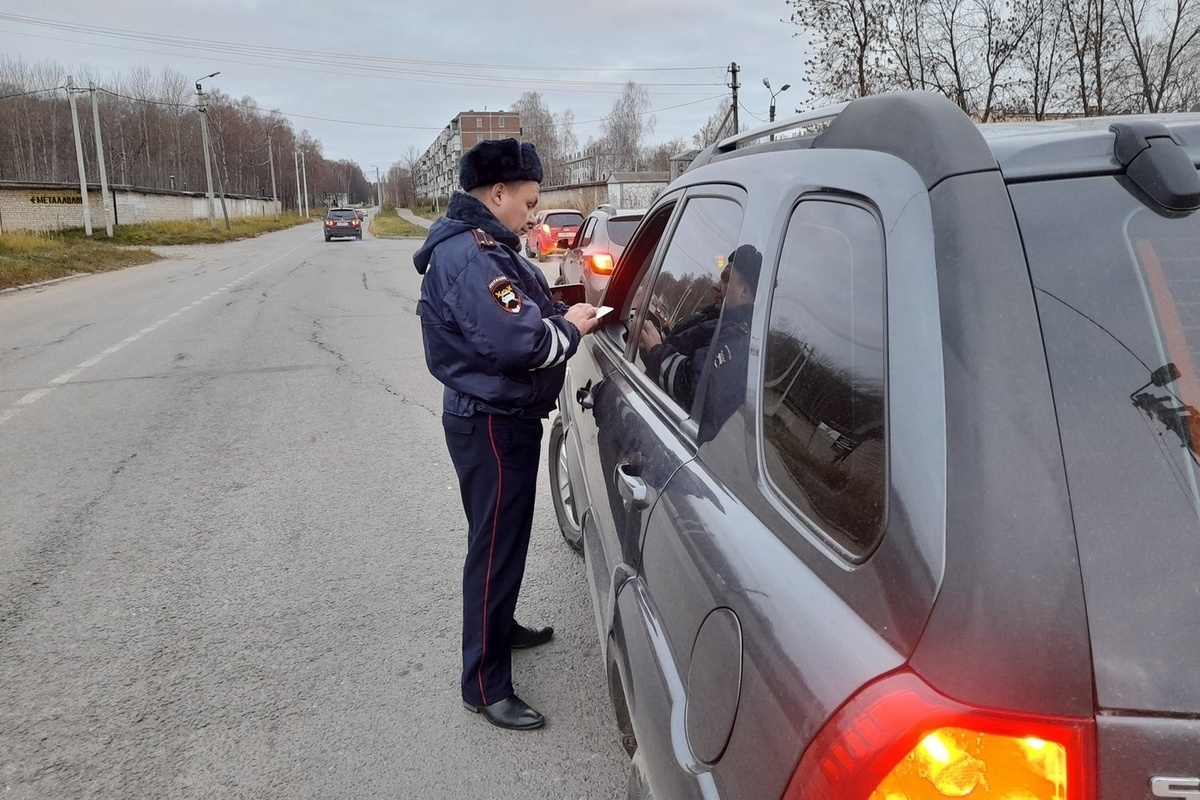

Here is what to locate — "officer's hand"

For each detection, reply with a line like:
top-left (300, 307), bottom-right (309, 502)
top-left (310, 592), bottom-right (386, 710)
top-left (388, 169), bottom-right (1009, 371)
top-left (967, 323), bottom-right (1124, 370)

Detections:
top-left (639, 320), bottom-right (662, 351)
top-left (565, 303), bottom-right (600, 335)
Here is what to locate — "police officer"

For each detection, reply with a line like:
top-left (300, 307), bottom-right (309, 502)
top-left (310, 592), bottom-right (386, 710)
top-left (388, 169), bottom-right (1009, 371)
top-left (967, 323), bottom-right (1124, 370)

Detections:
top-left (413, 138), bottom-right (599, 731)
top-left (639, 246), bottom-right (759, 423)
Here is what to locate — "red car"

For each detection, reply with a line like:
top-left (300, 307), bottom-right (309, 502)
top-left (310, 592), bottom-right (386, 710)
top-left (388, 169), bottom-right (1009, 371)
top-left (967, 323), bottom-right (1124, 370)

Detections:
top-left (525, 209), bottom-right (583, 262)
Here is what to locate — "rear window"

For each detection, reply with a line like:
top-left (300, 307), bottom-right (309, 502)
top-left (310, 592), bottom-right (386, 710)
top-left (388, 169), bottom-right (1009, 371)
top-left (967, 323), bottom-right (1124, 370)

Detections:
top-left (546, 212), bottom-right (583, 227)
top-left (606, 217), bottom-right (642, 247)
top-left (1015, 175), bottom-right (1200, 592)
top-left (328, 210), bottom-right (357, 219)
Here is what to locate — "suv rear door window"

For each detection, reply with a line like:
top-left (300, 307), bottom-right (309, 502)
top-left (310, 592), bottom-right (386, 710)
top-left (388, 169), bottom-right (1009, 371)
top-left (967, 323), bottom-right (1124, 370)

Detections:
top-left (761, 199), bottom-right (887, 558)
top-left (1014, 176), bottom-right (1200, 711)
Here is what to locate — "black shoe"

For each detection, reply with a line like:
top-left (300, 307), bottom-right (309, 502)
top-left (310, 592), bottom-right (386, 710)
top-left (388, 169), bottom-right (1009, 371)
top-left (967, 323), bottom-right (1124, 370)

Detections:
top-left (463, 695), bottom-right (545, 730)
top-left (510, 623), bottom-right (554, 649)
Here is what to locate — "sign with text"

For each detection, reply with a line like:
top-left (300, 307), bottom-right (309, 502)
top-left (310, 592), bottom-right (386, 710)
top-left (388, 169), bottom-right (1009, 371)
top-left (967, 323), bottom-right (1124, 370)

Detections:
top-left (29, 193), bottom-right (83, 205)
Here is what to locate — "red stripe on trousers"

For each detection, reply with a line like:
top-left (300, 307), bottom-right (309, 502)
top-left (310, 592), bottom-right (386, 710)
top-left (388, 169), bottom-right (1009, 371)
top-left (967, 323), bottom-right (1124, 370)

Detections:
top-left (478, 415), bottom-right (504, 705)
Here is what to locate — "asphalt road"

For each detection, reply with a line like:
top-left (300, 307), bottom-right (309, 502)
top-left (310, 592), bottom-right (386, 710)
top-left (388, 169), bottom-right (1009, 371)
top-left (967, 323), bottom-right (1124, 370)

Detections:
top-left (0, 218), bottom-right (627, 799)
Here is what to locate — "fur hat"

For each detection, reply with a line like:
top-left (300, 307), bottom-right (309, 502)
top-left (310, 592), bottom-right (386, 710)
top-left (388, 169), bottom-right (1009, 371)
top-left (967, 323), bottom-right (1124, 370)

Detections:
top-left (459, 138), bottom-right (543, 191)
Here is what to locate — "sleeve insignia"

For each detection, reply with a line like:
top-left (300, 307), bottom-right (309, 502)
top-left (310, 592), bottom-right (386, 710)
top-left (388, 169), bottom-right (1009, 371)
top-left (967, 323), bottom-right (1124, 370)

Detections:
top-left (714, 344), bottom-right (733, 368)
top-left (488, 276), bottom-right (523, 314)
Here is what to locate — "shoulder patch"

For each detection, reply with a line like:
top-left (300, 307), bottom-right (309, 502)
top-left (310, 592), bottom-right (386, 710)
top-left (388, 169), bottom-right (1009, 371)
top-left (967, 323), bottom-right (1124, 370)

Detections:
top-left (472, 228), bottom-right (496, 248)
top-left (488, 276), bottom-right (523, 314)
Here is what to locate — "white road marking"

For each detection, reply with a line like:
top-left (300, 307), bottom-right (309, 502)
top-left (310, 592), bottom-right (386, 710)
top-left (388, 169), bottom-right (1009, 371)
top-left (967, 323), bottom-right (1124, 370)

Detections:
top-left (0, 237), bottom-right (311, 429)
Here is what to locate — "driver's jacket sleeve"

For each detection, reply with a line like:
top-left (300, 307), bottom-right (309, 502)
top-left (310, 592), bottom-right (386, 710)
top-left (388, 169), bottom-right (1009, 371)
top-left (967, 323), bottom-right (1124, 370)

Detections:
top-left (417, 227), bottom-right (581, 418)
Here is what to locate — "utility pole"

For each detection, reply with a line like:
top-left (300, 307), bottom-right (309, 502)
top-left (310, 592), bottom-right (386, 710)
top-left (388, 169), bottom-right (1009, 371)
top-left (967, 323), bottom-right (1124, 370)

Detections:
top-left (729, 62), bottom-right (740, 137)
top-left (212, 146), bottom-right (232, 231)
top-left (267, 128), bottom-right (279, 221)
top-left (89, 83), bottom-right (113, 237)
top-left (66, 76), bottom-right (93, 237)
top-left (299, 150), bottom-right (309, 218)
top-left (195, 72), bottom-right (220, 229)
top-left (294, 149), bottom-right (302, 216)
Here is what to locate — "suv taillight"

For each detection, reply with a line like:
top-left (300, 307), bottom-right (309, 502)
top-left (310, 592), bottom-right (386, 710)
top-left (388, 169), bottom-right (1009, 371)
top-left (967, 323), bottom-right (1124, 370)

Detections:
top-left (586, 252), bottom-right (615, 275)
top-left (784, 671), bottom-right (1095, 800)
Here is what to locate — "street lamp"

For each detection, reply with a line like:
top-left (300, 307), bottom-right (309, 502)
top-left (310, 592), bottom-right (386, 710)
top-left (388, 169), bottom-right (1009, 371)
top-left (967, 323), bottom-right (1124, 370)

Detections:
top-left (195, 71), bottom-right (220, 229)
top-left (763, 77), bottom-right (791, 124)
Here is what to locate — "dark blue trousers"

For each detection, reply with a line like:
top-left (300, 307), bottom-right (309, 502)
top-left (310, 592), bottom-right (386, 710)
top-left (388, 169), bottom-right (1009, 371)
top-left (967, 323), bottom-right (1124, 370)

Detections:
top-left (443, 412), bottom-right (544, 707)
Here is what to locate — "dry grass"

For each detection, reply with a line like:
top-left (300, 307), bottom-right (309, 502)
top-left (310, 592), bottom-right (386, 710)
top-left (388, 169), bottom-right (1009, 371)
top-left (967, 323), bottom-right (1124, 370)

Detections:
top-left (369, 209), bottom-right (429, 238)
top-left (0, 232), bottom-right (159, 291)
top-left (87, 214), bottom-right (312, 245)
top-left (0, 215), bottom-right (312, 291)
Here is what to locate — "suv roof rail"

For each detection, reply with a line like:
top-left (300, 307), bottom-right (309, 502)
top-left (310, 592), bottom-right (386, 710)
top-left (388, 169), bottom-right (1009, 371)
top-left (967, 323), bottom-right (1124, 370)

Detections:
top-left (717, 103), bottom-right (849, 153)
top-left (690, 92), bottom-right (999, 190)
top-left (689, 103), bottom-right (848, 171)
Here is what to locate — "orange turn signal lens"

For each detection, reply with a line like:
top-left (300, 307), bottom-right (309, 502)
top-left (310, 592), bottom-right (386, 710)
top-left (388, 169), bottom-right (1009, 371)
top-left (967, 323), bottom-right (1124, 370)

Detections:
top-left (588, 253), bottom-right (615, 274)
top-left (870, 727), bottom-right (1067, 798)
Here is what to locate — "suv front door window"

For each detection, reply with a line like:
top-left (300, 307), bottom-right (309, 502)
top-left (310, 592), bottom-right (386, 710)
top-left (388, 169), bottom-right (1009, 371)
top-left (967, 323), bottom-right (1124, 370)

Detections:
top-left (629, 195), bottom-right (745, 418)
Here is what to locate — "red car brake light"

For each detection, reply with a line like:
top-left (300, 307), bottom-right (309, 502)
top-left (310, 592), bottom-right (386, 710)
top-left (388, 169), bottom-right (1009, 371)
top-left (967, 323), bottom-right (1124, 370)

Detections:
top-left (784, 670), bottom-right (1096, 800)
top-left (586, 252), bottom-right (615, 275)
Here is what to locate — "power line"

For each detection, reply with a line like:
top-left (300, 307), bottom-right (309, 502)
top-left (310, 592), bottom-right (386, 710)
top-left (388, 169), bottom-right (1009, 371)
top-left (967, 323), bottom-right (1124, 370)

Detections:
top-left (0, 13), bottom-right (725, 90)
top-left (0, 85), bottom-right (65, 100)
top-left (89, 85), bottom-right (730, 136)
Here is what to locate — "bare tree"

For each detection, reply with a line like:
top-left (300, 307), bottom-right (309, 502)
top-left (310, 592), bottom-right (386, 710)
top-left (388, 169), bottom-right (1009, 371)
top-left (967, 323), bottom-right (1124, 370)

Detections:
top-left (645, 137), bottom-right (690, 171)
top-left (1114, 0), bottom-right (1200, 111)
top-left (600, 81), bottom-right (656, 172)
top-left (692, 97), bottom-right (742, 147)
top-left (787, 0), bottom-right (892, 99)
top-left (1014, 0), bottom-right (1070, 117)
top-left (884, 0), bottom-right (935, 91)
top-left (512, 91), bottom-right (566, 184)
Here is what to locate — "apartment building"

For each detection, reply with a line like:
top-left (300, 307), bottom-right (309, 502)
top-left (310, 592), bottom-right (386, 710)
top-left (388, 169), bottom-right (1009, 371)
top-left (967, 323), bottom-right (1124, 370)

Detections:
top-left (414, 110), bottom-right (521, 206)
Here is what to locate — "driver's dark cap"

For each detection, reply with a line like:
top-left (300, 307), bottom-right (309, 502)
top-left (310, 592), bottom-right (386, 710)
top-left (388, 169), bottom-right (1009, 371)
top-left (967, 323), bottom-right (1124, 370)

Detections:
top-left (728, 245), bottom-right (763, 293)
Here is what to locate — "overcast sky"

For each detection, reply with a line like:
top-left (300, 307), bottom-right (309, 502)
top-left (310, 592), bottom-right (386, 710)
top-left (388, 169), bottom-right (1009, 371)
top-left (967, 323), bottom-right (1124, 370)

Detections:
top-left (1, 2), bottom-right (814, 173)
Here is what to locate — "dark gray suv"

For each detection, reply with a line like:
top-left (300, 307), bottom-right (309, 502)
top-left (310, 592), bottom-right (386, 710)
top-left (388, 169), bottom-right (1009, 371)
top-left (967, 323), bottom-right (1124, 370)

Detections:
top-left (549, 91), bottom-right (1200, 799)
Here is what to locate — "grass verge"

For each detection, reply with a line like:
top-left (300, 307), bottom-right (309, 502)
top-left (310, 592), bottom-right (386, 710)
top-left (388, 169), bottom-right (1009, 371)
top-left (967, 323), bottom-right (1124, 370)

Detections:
top-left (369, 209), bottom-right (429, 238)
top-left (0, 233), bottom-right (159, 292)
top-left (1, 216), bottom-right (313, 292)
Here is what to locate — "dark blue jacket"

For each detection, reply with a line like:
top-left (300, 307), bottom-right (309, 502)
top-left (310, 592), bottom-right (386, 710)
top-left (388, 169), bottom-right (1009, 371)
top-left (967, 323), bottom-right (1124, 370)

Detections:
top-left (414, 192), bottom-right (580, 418)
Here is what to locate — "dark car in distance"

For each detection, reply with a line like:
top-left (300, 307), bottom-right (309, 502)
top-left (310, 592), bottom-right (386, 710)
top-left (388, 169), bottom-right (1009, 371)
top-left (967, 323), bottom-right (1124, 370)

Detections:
top-left (559, 205), bottom-right (645, 304)
top-left (525, 208), bottom-right (583, 262)
top-left (549, 91), bottom-right (1200, 799)
top-left (324, 208), bottom-right (361, 241)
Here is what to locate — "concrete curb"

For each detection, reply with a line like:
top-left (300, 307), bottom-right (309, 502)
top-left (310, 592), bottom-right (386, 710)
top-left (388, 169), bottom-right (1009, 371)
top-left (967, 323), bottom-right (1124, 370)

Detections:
top-left (0, 273), bottom-right (90, 295)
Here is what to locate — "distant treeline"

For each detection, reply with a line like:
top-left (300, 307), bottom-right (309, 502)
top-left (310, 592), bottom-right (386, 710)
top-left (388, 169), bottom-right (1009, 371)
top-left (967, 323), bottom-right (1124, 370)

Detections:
top-left (788, 0), bottom-right (1200, 119)
top-left (0, 58), bottom-right (376, 207)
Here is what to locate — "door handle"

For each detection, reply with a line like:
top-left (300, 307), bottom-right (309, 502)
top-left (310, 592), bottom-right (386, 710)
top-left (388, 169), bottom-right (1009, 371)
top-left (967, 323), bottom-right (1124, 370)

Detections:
top-left (615, 463), bottom-right (649, 511)
top-left (576, 379), bottom-right (595, 410)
